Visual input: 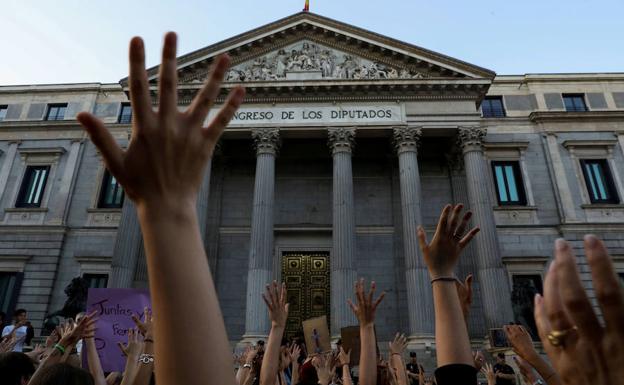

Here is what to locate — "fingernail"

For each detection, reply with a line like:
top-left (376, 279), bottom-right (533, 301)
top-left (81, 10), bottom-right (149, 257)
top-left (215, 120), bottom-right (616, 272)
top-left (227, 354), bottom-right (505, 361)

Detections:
top-left (555, 238), bottom-right (567, 251)
top-left (584, 234), bottom-right (598, 246)
top-left (534, 293), bottom-right (542, 305)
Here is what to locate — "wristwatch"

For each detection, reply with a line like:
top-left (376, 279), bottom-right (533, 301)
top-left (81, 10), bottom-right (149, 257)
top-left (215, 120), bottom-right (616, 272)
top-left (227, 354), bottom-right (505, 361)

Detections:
top-left (243, 363), bottom-right (252, 369)
top-left (138, 353), bottom-right (154, 364)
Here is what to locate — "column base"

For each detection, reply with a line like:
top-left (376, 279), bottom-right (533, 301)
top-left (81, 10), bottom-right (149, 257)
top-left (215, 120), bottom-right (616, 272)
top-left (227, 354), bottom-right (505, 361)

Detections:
top-left (407, 334), bottom-right (435, 351)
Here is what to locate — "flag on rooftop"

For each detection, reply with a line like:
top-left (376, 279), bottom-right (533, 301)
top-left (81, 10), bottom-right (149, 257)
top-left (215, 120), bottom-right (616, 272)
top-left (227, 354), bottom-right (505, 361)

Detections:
top-left (303, 0), bottom-right (310, 12)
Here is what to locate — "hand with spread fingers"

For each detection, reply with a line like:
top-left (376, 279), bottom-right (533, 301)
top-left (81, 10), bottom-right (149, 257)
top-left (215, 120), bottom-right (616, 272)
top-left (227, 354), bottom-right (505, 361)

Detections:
top-left (417, 204), bottom-right (480, 278)
top-left (132, 307), bottom-right (154, 341)
top-left (481, 363), bottom-right (496, 385)
top-left (313, 352), bottom-right (336, 385)
top-left (534, 236), bottom-right (624, 385)
top-left (77, 34), bottom-right (245, 210)
top-left (347, 279), bottom-right (386, 328)
top-left (389, 333), bottom-right (408, 356)
top-left (262, 281), bottom-right (289, 328)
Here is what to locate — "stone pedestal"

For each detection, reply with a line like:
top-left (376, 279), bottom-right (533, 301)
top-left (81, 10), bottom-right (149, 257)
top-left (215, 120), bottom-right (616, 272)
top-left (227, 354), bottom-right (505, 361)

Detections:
top-left (242, 128), bottom-right (280, 341)
top-left (457, 127), bottom-right (514, 329)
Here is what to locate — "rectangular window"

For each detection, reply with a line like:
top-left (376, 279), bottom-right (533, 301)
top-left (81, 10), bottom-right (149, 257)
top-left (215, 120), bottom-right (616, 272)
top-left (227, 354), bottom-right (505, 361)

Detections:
top-left (0, 105), bottom-right (7, 121)
top-left (0, 272), bottom-right (23, 316)
top-left (511, 274), bottom-right (543, 339)
top-left (16, 165), bottom-right (51, 208)
top-left (580, 159), bottom-right (620, 204)
top-left (481, 96), bottom-right (506, 118)
top-left (491, 161), bottom-right (527, 205)
top-left (83, 273), bottom-right (108, 289)
top-left (98, 170), bottom-right (124, 208)
top-left (562, 94), bottom-right (588, 112)
top-left (118, 103), bottom-right (132, 124)
top-left (45, 103), bottom-right (68, 121)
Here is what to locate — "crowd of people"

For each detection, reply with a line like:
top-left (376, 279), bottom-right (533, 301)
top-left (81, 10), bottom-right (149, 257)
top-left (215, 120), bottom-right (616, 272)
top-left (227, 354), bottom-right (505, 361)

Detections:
top-left (1, 32), bottom-right (623, 385)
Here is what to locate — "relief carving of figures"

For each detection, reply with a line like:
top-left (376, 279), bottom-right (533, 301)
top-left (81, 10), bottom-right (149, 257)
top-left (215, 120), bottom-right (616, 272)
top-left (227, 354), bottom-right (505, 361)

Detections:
top-left (223, 41), bottom-right (429, 82)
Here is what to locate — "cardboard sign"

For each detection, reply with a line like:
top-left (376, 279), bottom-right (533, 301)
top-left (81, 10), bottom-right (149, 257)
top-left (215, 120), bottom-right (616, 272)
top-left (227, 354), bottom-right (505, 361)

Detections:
top-left (340, 326), bottom-right (361, 366)
top-left (84, 288), bottom-right (151, 372)
top-left (302, 315), bottom-right (331, 355)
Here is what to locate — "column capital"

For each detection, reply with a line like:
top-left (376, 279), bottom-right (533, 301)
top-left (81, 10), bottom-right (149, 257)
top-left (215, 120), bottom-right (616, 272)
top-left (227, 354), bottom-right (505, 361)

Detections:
top-left (328, 127), bottom-right (356, 155)
top-left (252, 128), bottom-right (280, 156)
top-left (457, 126), bottom-right (487, 153)
top-left (393, 126), bottom-right (422, 155)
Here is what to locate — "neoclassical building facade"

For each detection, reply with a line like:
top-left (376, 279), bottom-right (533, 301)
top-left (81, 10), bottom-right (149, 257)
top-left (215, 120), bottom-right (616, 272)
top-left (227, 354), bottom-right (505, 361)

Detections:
top-left (1, 12), bottom-right (623, 361)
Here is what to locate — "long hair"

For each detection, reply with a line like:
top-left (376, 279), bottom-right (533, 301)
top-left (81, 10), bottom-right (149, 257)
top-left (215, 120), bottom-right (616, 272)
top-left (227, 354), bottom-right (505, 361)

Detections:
top-left (28, 363), bottom-right (94, 385)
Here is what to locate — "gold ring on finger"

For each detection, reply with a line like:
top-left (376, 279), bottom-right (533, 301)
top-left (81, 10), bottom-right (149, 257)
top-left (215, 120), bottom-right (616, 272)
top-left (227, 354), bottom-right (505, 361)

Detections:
top-left (547, 326), bottom-right (578, 348)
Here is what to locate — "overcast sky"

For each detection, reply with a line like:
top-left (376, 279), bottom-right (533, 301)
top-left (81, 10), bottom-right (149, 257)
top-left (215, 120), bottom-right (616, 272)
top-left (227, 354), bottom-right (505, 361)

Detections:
top-left (2, 0), bottom-right (622, 85)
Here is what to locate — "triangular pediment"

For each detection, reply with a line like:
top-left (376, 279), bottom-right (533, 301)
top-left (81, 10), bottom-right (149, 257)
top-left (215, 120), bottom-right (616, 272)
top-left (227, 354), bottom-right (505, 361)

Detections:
top-left (126, 12), bottom-right (495, 87)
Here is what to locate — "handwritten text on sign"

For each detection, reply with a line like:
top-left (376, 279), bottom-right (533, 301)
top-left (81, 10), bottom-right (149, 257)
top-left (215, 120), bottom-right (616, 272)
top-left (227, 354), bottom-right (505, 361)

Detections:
top-left (85, 288), bottom-right (151, 372)
top-left (208, 104), bottom-right (404, 126)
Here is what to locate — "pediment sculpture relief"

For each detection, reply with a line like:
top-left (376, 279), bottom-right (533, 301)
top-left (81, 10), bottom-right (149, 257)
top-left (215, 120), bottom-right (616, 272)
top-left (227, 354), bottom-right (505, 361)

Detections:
top-left (224, 41), bottom-right (429, 82)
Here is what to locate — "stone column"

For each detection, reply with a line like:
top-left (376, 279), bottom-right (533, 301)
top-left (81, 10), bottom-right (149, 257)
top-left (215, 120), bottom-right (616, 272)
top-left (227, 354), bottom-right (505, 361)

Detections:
top-left (457, 127), bottom-right (514, 329)
top-left (243, 128), bottom-right (280, 340)
top-left (197, 142), bottom-right (221, 246)
top-left (393, 127), bottom-right (434, 345)
top-left (109, 199), bottom-right (142, 288)
top-left (328, 127), bottom-right (358, 335)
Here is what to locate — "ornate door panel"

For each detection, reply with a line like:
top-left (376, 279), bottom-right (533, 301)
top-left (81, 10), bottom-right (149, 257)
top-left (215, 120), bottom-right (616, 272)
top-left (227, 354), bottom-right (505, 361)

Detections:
top-left (282, 251), bottom-right (330, 339)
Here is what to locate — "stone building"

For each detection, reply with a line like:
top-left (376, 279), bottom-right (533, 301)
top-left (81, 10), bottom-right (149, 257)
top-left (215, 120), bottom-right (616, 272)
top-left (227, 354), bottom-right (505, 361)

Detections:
top-left (1, 12), bottom-right (623, 359)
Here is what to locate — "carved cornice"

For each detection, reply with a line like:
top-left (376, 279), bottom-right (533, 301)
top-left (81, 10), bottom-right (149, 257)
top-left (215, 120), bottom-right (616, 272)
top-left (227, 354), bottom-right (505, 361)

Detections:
top-left (529, 111), bottom-right (624, 123)
top-left (457, 126), bottom-right (487, 154)
top-left (327, 127), bottom-right (356, 155)
top-left (392, 126), bottom-right (422, 154)
top-left (251, 128), bottom-right (280, 155)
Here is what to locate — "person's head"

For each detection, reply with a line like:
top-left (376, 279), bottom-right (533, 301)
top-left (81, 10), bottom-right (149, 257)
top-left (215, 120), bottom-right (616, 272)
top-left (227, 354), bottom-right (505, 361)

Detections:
top-left (27, 363), bottom-right (94, 385)
top-left (14, 309), bottom-right (27, 324)
top-left (257, 340), bottom-right (265, 352)
top-left (0, 352), bottom-right (36, 385)
top-left (496, 352), bottom-right (506, 364)
top-left (409, 351), bottom-right (417, 363)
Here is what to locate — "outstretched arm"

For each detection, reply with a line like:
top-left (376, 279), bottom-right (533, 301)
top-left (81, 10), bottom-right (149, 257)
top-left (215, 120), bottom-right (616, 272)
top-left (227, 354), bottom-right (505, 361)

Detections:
top-left (347, 279), bottom-right (385, 385)
top-left (260, 282), bottom-right (289, 385)
top-left (417, 204), bottom-right (479, 367)
top-left (77, 32), bottom-right (245, 385)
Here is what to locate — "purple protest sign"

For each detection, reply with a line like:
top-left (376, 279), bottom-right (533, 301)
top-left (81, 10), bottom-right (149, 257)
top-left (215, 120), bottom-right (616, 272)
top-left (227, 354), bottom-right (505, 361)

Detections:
top-left (84, 288), bottom-right (151, 372)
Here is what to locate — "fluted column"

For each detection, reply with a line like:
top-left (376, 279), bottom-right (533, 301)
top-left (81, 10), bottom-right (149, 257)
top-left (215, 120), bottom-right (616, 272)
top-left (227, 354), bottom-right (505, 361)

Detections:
top-left (328, 127), bottom-right (358, 335)
top-left (457, 127), bottom-right (514, 329)
top-left (243, 128), bottom-right (280, 340)
top-left (393, 127), bottom-right (434, 344)
top-left (197, 142), bottom-right (221, 246)
top-left (109, 199), bottom-right (142, 288)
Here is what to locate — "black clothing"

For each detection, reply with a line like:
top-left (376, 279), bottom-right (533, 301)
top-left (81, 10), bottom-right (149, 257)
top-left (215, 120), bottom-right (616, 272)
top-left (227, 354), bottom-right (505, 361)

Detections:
top-left (434, 364), bottom-right (477, 385)
top-left (493, 363), bottom-right (515, 385)
top-left (406, 362), bottom-right (423, 385)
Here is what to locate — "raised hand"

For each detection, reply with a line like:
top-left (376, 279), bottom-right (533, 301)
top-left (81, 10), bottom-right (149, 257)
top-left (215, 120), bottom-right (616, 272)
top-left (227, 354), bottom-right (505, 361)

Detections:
top-left (534, 236), bottom-right (624, 385)
top-left (417, 204), bottom-right (479, 278)
top-left (481, 363), bottom-right (496, 385)
top-left (289, 343), bottom-right (301, 363)
top-left (117, 328), bottom-right (144, 359)
top-left (262, 281), bottom-right (289, 328)
top-left (132, 307), bottom-right (154, 341)
top-left (0, 334), bottom-right (17, 353)
top-left (455, 274), bottom-right (473, 320)
top-left (337, 347), bottom-right (350, 367)
top-left (388, 333), bottom-right (407, 356)
top-left (347, 279), bottom-right (385, 327)
top-left (313, 352), bottom-right (336, 385)
top-left (504, 325), bottom-right (540, 365)
top-left (77, 33), bottom-right (245, 209)
top-left (472, 350), bottom-right (485, 371)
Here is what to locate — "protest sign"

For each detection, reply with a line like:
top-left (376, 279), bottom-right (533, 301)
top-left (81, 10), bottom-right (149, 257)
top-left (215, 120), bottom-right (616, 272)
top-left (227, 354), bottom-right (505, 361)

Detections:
top-left (302, 315), bottom-right (331, 355)
top-left (84, 288), bottom-right (151, 372)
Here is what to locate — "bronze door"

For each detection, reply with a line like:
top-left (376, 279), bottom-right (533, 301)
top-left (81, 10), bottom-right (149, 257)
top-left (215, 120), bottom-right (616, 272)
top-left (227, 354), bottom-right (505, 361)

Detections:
top-left (281, 251), bottom-right (330, 339)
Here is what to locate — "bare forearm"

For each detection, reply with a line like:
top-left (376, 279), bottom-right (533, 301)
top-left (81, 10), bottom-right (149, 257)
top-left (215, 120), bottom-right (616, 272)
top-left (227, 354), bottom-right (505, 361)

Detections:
top-left (138, 202), bottom-right (235, 385)
top-left (390, 356), bottom-right (408, 385)
top-left (359, 324), bottom-right (377, 385)
top-left (433, 282), bottom-right (473, 366)
top-left (291, 363), bottom-right (299, 385)
top-left (523, 353), bottom-right (560, 385)
top-left (341, 365), bottom-right (352, 385)
top-left (85, 338), bottom-right (107, 385)
top-left (260, 325), bottom-right (284, 385)
top-left (133, 341), bottom-right (154, 385)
